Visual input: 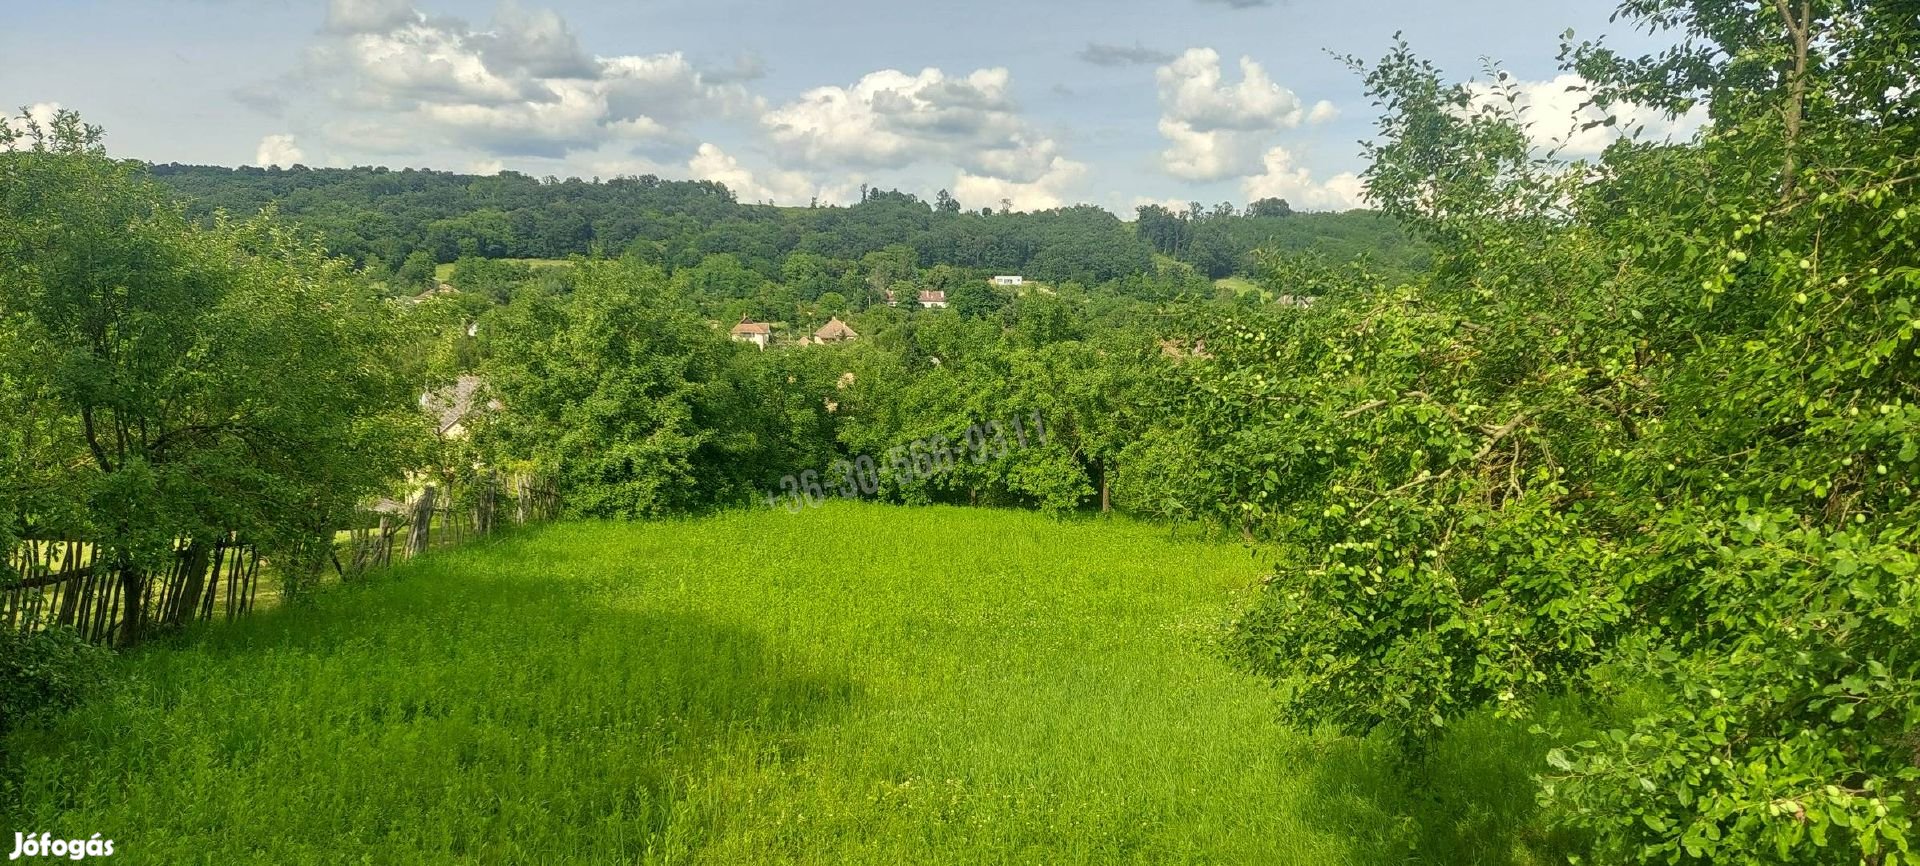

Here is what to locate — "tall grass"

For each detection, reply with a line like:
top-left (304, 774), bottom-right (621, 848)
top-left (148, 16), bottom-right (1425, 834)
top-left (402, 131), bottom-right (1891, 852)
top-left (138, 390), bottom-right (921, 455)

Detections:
top-left (2, 503), bottom-right (1568, 864)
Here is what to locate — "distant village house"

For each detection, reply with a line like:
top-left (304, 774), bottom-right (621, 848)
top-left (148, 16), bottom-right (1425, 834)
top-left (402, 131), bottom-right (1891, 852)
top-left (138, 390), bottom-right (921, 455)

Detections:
top-left (917, 290), bottom-right (948, 309)
top-left (813, 317), bottom-right (858, 343)
top-left (421, 374), bottom-right (497, 439)
top-left (730, 317), bottom-right (772, 349)
top-left (992, 275), bottom-right (1024, 286)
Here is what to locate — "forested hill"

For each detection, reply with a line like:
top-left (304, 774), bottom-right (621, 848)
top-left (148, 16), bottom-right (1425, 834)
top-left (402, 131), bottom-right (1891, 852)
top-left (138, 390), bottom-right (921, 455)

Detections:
top-left (147, 163), bottom-right (1426, 284)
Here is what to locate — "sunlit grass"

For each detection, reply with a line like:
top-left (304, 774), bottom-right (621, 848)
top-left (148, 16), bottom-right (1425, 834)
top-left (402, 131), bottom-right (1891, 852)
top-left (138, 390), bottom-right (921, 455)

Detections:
top-left (3, 503), bottom-right (1568, 864)
top-left (433, 258), bottom-right (573, 282)
top-left (1213, 275), bottom-right (1265, 300)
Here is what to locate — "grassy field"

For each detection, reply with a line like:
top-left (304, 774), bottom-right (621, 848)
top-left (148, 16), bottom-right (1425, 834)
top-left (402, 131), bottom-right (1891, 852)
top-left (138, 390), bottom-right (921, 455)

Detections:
top-left (1213, 275), bottom-right (1266, 300)
top-left (2, 504), bottom-right (1565, 864)
top-left (433, 257), bottom-right (573, 282)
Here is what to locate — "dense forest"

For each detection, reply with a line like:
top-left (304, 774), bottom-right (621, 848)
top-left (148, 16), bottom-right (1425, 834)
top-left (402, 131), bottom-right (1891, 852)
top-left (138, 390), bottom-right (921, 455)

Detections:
top-left (6, 0), bottom-right (1920, 861)
top-left (149, 162), bottom-right (1428, 289)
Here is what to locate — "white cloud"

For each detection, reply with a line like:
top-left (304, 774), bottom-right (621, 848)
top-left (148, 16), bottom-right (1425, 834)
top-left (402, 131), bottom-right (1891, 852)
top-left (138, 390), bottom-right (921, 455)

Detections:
top-left (953, 157), bottom-right (1088, 211)
top-left (3, 102), bottom-right (65, 142)
top-left (290, 1), bottom-right (758, 161)
top-left (765, 68), bottom-right (1020, 170)
top-left (255, 133), bottom-right (305, 167)
top-left (324, 0), bottom-right (419, 34)
top-left (1154, 48), bottom-right (1318, 181)
top-left (1241, 146), bottom-right (1366, 211)
top-left (1464, 73), bottom-right (1707, 158)
top-left (762, 65), bottom-right (1085, 204)
top-left (469, 1), bottom-right (596, 79)
top-left (1156, 117), bottom-right (1266, 182)
top-left (1157, 48), bottom-right (1305, 131)
top-left (689, 142), bottom-right (830, 204)
top-left (1306, 100), bottom-right (1339, 124)
top-left (1123, 195), bottom-right (1194, 218)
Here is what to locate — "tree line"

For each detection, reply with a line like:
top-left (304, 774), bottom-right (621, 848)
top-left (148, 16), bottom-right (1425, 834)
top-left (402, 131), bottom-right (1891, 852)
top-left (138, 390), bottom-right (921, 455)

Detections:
top-left (148, 162), bottom-right (1427, 289)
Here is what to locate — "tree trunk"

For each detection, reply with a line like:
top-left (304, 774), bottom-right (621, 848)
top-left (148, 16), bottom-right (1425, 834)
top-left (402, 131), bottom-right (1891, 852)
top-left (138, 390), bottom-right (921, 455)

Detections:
top-left (168, 540), bottom-right (212, 626)
top-left (1773, 0), bottom-right (1811, 195)
top-left (116, 563), bottom-right (144, 647)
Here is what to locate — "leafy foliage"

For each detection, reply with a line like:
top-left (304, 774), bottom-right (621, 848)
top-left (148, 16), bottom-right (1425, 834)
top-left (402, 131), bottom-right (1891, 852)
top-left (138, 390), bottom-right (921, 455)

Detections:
top-left (0, 627), bottom-right (108, 740)
top-left (1213, 4), bottom-right (1920, 862)
top-left (1, 108), bottom-right (425, 607)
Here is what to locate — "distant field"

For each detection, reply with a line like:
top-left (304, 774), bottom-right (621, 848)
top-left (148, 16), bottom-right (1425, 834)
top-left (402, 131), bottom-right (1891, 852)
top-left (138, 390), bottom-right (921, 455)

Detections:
top-left (3, 504), bottom-right (1565, 864)
top-left (434, 257), bottom-right (573, 282)
top-left (1214, 275), bottom-right (1265, 299)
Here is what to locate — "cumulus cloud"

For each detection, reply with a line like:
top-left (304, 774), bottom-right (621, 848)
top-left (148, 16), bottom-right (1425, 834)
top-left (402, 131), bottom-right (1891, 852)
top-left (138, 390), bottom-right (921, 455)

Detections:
top-left (1156, 117), bottom-right (1264, 182)
top-left (324, 0), bottom-right (419, 34)
top-left (762, 65), bottom-right (1087, 204)
top-left (689, 142), bottom-right (833, 204)
top-left (467, 1), bottom-right (597, 80)
top-left (765, 68), bottom-right (1019, 170)
top-left (1077, 42), bottom-right (1175, 67)
top-left (1465, 73), bottom-right (1707, 158)
top-left (1158, 48), bottom-right (1305, 130)
top-left (954, 157), bottom-right (1088, 211)
top-left (255, 133), bottom-right (305, 167)
top-left (1125, 195), bottom-right (1193, 217)
top-left (1241, 146), bottom-right (1366, 211)
top-left (1, 102), bottom-right (72, 148)
top-left (5, 102), bottom-right (64, 134)
top-left (286, 0), bottom-right (759, 160)
top-left (1154, 48), bottom-right (1316, 180)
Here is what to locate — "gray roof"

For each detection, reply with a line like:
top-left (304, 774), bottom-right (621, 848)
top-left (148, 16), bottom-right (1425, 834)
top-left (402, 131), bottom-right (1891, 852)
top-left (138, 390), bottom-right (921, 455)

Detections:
top-left (421, 374), bottom-right (487, 436)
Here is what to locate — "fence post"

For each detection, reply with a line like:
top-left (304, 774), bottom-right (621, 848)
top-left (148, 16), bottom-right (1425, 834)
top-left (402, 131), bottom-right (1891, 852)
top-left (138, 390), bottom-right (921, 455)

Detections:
top-left (406, 485), bottom-right (436, 558)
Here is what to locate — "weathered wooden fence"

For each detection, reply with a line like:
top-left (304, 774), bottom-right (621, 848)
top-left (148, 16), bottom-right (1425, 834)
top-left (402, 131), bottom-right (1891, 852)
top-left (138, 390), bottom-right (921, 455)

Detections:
top-left (1, 535), bottom-right (260, 645)
top-left (3, 473), bottom-right (559, 645)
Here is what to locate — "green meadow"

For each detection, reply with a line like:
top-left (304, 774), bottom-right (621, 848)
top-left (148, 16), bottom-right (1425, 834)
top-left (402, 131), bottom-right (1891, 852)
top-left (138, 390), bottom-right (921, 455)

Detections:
top-left (3, 504), bottom-right (1563, 864)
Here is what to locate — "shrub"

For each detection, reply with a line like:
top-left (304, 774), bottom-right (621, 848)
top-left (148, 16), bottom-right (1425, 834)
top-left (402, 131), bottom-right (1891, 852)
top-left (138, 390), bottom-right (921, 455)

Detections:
top-left (0, 628), bottom-right (110, 739)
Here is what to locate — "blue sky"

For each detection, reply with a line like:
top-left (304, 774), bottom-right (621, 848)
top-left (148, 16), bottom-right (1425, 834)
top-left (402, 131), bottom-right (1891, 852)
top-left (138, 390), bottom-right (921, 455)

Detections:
top-left (2, 0), bottom-right (1676, 214)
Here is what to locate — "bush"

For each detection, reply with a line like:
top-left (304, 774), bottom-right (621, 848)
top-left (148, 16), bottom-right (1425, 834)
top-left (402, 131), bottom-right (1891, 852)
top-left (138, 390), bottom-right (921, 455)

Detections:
top-left (0, 628), bottom-right (110, 738)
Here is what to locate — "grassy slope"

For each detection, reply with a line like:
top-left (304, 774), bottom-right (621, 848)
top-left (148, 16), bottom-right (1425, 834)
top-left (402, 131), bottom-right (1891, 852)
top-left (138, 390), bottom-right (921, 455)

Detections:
top-left (433, 257), bottom-right (573, 282)
top-left (2, 504), bottom-right (1562, 865)
top-left (1213, 275), bottom-right (1265, 300)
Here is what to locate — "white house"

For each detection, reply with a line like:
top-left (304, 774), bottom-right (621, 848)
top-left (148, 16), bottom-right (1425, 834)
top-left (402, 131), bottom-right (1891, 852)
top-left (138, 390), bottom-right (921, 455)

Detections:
top-left (729, 317), bottom-right (772, 349)
top-left (992, 275), bottom-right (1024, 286)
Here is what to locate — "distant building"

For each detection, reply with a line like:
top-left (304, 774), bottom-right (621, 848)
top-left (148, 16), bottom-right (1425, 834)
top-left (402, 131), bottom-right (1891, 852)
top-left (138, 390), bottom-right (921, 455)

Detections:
top-left (408, 282), bottom-right (460, 305)
top-left (730, 317), bottom-right (772, 349)
top-left (1273, 295), bottom-right (1318, 309)
top-left (992, 275), bottom-right (1024, 286)
top-left (813, 317), bottom-right (858, 343)
top-left (420, 374), bottom-right (497, 439)
top-left (917, 289), bottom-right (948, 309)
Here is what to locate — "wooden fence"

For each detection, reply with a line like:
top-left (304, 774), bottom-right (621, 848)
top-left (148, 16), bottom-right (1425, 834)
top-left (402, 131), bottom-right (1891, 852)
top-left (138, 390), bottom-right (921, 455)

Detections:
top-left (3, 474), bottom-right (559, 645)
top-left (1, 535), bottom-right (260, 645)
